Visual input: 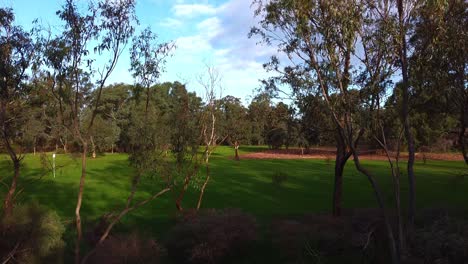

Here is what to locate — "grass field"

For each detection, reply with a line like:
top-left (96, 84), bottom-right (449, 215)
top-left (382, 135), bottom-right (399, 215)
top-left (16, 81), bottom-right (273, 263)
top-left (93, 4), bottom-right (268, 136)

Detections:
top-left (1, 146), bottom-right (467, 261)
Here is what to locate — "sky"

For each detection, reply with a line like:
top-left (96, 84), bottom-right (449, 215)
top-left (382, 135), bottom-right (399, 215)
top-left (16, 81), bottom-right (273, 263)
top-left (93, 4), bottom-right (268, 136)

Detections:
top-left (1, 0), bottom-right (278, 104)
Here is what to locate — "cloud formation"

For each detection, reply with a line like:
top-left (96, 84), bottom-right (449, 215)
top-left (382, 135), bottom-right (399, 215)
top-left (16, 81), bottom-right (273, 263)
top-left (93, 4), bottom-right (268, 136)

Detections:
top-left (161, 0), bottom-right (276, 102)
top-left (173, 3), bottom-right (217, 17)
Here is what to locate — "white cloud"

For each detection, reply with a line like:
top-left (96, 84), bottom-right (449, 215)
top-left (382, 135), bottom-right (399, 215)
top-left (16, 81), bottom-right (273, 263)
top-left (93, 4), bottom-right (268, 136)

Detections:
top-left (162, 0), bottom-right (279, 101)
top-left (173, 4), bottom-right (216, 17)
top-left (196, 17), bottom-right (222, 38)
top-left (175, 35), bottom-right (211, 55)
top-left (159, 17), bottom-right (183, 28)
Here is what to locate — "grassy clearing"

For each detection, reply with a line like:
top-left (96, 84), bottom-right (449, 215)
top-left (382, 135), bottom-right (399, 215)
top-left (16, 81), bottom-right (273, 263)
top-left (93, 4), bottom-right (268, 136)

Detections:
top-left (0, 146), bottom-right (466, 238)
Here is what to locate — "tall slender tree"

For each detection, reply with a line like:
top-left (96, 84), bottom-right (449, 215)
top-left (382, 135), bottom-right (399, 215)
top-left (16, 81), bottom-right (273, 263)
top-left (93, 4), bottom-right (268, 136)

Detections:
top-left (196, 65), bottom-right (226, 210)
top-left (250, 1), bottom-right (401, 262)
top-left (0, 8), bottom-right (35, 216)
top-left (40, 0), bottom-right (137, 262)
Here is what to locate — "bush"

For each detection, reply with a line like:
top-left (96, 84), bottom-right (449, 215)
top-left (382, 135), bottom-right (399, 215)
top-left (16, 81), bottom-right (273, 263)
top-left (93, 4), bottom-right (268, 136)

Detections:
top-left (347, 208), bottom-right (392, 263)
top-left (409, 214), bottom-right (468, 264)
top-left (272, 171), bottom-right (288, 186)
top-left (271, 214), bottom-right (350, 262)
top-left (0, 202), bottom-right (65, 264)
top-left (87, 232), bottom-right (162, 264)
top-left (267, 127), bottom-right (287, 150)
top-left (166, 209), bottom-right (258, 264)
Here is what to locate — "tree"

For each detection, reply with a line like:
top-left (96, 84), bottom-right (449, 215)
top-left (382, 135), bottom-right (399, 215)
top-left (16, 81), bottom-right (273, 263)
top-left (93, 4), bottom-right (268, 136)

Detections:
top-left (395, 0), bottom-right (419, 228)
top-left (81, 27), bottom-right (174, 263)
top-left (168, 82), bottom-right (203, 211)
top-left (0, 8), bottom-right (35, 216)
top-left (196, 65), bottom-right (226, 210)
top-left (247, 93), bottom-right (272, 145)
top-left (296, 94), bottom-right (334, 147)
top-left (267, 102), bottom-right (297, 149)
top-left (250, 0), bottom-right (359, 218)
top-left (218, 95), bottom-right (249, 160)
top-left (251, 1), bottom-right (401, 262)
top-left (410, 0), bottom-right (467, 164)
top-left (40, 0), bottom-right (137, 262)
top-left (85, 83), bottom-right (132, 153)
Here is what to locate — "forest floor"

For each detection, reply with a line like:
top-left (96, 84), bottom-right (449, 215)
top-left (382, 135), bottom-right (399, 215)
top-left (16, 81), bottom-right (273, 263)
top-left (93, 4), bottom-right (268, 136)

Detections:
top-left (240, 147), bottom-right (465, 161)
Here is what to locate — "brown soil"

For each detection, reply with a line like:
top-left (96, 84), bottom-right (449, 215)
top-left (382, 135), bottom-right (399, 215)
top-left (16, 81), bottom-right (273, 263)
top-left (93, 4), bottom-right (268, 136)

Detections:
top-left (240, 148), bottom-right (465, 161)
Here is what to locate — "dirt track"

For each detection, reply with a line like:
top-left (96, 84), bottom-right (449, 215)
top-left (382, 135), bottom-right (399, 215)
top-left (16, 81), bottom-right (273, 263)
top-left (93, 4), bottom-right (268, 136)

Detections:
top-left (240, 148), bottom-right (465, 161)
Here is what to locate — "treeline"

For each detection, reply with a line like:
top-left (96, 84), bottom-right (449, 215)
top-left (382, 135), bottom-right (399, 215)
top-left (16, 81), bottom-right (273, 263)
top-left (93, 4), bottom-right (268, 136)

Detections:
top-left (12, 80), bottom-right (330, 155)
top-left (15, 80), bottom-right (465, 156)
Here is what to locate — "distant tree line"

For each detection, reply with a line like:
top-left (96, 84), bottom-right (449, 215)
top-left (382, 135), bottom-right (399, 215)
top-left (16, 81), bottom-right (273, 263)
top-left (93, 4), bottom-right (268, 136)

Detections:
top-left (10, 79), bottom-right (466, 156)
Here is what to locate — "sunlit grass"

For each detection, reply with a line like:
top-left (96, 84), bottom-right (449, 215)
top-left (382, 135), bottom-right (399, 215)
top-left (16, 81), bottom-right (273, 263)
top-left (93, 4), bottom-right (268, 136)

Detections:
top-left (0, 146), bottom-right (466, 237)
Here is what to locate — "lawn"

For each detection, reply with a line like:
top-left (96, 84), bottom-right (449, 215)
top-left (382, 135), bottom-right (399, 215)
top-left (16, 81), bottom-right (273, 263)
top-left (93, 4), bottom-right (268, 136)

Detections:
top-left (0, 146), bottom-right (467, 261)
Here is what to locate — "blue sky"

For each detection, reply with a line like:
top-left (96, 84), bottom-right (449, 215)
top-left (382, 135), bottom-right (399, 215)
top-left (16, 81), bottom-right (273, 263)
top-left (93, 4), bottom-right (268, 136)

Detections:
top-left (2, 0), bottom-right (278, 103)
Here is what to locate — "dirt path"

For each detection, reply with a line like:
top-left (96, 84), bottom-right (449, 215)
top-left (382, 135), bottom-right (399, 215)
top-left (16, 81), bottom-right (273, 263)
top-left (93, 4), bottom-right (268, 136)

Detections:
top-left (240, 148), bottom-right (465, 161)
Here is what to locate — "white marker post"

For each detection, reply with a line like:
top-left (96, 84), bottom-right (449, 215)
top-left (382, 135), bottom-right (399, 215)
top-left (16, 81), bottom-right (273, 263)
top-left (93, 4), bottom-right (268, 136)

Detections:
top-left (52, 153), bottom-right (56, 178)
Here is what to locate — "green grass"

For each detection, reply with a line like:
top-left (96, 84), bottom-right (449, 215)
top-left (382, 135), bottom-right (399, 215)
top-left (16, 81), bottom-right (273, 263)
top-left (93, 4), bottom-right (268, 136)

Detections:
top-left (0, 146), bottom-right (467, 261)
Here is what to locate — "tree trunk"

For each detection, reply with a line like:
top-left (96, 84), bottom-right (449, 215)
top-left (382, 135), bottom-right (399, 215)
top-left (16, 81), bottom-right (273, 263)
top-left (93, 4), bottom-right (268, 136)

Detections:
top-left (404, 120), bottom-right (416, 226)
top-left (397, 0), bottom-right (416, 227)
top-left (393, 167), bottom-right (404, 257)
top-left (80, 188), bottom-right (171, 264)
top-left (351, 152), bottom-right (400, 264)
top-left (90, 136), bottom-right (96, 159)
top-left (197, 163), bottom-right (210, 210)
top-left (332, 136), bottom-right (351, 217)
top-left (234, 141), bottom-right (240, 161)
top-left (75, 142), bottom-right (88, 264)
top-left (459, 87), bottom-right (467, 165)
top-left (3, 160), bottom-right (20, 217)
top-left (332, 155), bottom-right (345, 217)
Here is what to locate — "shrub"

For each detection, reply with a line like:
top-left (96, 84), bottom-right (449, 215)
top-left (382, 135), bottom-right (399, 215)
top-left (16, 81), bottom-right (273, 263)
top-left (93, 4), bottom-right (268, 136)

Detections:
top-left (0, 202), bottom-right (65, 264)
top-left (271, 214), bottom-right (350, 262)
top-left (271, 220), bottom-right (309, 260)
top-left (409, 214), bottom-right (468, 264)
top-left (272, 171), bottom-right (288, 186)
top-left (166, 209), bottom-right (258, 264)
top-left (347, 208), bottom-right (391, 264)
top-left (85, 213), bottom-right (113, 246)
top-left (87, 232), bottom-right (162, 264)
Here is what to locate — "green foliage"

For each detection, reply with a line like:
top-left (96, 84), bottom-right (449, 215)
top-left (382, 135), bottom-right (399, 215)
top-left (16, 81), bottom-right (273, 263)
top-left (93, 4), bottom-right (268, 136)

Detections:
top-left (0, 202), bottom-right (65, 263)
top-left (217, 95), bottom-right (249, 145)
top-left (267, 127), bottom-right (287, 149)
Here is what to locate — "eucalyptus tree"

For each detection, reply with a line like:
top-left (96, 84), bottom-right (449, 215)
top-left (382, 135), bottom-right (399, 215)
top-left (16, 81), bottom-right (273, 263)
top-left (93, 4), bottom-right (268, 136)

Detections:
top-left (82, 83), bottom-right (132, 153)
top-left (87, 27), bottom-right (174, 248)
top-left (167, 82), bottom-right (203, 211)
top-left (196, 65), bottom-right (226, 210)
top-left (218, 95), bottom-right (249, 160)
top-left (250, 1), bottom-right (402, 262)
top-left (410, 0), bottom-right (467, 164)
top-left (0, 8), bottom-right (35, 216)
top-left (247, 93), bottom-right (272, 145)
top-left (250, 0), bottom-right (362, 218)
top-left (40, 0), bottom-right (137, 262)
top-left (394, 0), bottom-right (421, 227)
